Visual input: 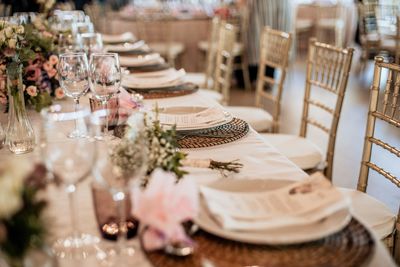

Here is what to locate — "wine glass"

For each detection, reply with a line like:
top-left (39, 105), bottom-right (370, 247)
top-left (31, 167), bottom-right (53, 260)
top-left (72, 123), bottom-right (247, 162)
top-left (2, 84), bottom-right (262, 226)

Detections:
top-left (41, 105), bottom-right (99, 259)
top-left (72, 22), bottom-right (94, 38)
top-left (57, 32), bottom-right (76, 54)
top-left (89, 53), bottom-right (121, 140)
top-left (77, 33), bottom-right (103, 56)
top-left (58, 52), bottom-right (90, 138)
top-left (92, 111), bottom-right (148, 265)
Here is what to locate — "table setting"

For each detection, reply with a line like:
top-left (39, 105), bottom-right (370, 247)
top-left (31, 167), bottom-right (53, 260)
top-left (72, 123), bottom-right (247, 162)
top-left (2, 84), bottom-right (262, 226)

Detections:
top-left (0, 9), bottom-right (397, 267)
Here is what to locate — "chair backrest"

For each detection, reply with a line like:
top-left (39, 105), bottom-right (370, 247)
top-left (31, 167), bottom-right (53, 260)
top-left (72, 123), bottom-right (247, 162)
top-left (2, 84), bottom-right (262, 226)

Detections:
top-left (213, 23), bottom-right (237, 105)
top-left (203, 17), bottom-right (222, 89)
top-left (358, 57), bottom-right (400, 260)
top-left (255, 27), bottom-right (292, 133)
top-left (300, 38), bottom-right (354, 180)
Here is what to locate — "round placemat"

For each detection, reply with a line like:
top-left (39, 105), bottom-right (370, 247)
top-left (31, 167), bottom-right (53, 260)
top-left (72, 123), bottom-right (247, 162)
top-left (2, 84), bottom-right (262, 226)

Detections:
top-left (125, 83), bottom-right (199, 99)
top-left (127, 63), bottom-right (170, 72)
top-left (144, 218), bottom-right (374, 267)
top-left (177, 118), bottom-right (249, 149)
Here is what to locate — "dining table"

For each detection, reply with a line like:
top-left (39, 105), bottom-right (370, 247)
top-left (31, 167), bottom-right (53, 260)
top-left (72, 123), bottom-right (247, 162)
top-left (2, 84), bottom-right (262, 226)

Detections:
top-left (0, 89), bottom-right (397, 267)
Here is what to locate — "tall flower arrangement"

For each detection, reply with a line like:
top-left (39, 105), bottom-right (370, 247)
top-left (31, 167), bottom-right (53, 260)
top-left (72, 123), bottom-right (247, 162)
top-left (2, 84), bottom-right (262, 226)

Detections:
top-left (0, 18), bottom-right (63, 112)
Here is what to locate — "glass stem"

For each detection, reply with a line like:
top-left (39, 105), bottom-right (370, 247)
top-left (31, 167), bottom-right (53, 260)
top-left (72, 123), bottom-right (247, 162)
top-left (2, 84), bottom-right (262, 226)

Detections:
top-left (73, 97), bottom-right (80, 134)
top-left (67, 184), bottom-right (80, 240)
top-left (102, 99), bottom-right (109, 136)
top-left (114, 191), bottom-right (128, 252)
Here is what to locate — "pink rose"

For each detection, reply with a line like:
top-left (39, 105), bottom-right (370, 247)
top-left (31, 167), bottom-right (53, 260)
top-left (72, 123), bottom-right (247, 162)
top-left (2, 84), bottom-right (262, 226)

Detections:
top-left (42, 31), bottom-right (53, 38)
top-left (25, 64), bottom-right (42, 82)
top-left (26, 85), bottom-right (38, 97)
top-left (131, 169), bottom-right (199, 251)
top-left (49, 55), bottom-right (58, 65)
top-left (47, 68), bottom-right (57, 78)
top-left (55, 87), bottom-right (65, 99)
top-left (0, 93), bottom-right (7, 105)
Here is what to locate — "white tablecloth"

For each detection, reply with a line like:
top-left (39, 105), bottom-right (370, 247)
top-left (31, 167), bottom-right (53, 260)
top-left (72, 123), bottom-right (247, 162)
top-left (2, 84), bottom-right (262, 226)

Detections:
top-left (0, 90), bottom-right (396, 267)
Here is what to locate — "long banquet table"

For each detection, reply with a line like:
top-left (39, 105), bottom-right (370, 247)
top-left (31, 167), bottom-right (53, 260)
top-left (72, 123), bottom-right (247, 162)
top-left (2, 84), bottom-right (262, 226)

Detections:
top-left (0, 90), bottom-right (396, 267)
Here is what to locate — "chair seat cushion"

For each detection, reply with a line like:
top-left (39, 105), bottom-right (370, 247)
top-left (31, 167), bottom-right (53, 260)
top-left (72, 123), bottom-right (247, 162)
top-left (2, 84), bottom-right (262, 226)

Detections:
top-left (339, 188), bottom-right (396, 239)
top-left (225, 106), bottom-right (273, 132)
top-left (260, 134), bottom-right (323, 169)
top-left (149, 42), bottom-right (185, 57)
top-left (199, 89), bottom-right (223, 103)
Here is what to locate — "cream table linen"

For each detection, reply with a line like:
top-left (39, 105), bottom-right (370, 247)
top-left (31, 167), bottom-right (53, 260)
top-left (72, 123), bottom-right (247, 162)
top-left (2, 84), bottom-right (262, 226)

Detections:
top-left (0, 90), bottom-right (396, 267)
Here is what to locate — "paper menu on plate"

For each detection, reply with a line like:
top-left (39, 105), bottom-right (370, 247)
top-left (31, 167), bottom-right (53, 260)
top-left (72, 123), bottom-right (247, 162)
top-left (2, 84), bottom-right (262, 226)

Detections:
top-left (158, 107), bottom-right (226, 126)
top-left (200, 173), bottom-right (350, 231)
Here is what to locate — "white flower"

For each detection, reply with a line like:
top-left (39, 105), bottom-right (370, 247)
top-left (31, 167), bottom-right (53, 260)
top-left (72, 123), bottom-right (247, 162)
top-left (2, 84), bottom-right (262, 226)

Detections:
top-left (0, 159), bottom-right (31, 219)
top-left (8, 38), bottom-right (17, 49)
top-left (16, 25), bottom-right (24, 34)
top-left (0, 30), bottom-right (5, 43)
top-left (4, 27), bottom-right (13, 38)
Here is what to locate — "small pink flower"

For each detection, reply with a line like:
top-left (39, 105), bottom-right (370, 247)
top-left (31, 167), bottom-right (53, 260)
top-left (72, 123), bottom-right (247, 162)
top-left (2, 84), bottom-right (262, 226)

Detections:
top-left (43, 61), bottom-right (52, 72)
top-left (49, 55), bottom-right (58, 65)
top-left (25, 68), bottom-right (41, 82)
top-left (131, 169), bottom-right (199, 251)
top-left (55, 87), bottom-right (65, 99)
top-left (42, 31), bottom-right (53, 38)
top-left (3, 48), bottom-right (15, 57)
top-left (47, 68), bottom-right (57, 78)
top-left (26, 85), bottom-right (38, 97)
top-left (0, 94), bottom-right (7, 105)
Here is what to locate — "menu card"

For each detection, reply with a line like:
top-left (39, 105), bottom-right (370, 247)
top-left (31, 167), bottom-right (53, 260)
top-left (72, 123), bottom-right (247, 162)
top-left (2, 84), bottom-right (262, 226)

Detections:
top-left (200, 173), bottom-right (350, 231)
top-left (158, 107), bottom-right (226, 128)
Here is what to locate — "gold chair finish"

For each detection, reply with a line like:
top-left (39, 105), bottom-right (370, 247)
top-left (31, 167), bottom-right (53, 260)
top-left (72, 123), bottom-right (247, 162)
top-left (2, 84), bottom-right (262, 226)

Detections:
top-left (213, 23), bottom-right (238, 105)
top-left (255, 27), bottom-right (292, 133)
top-left (300, 38), bottom-right (354, 180)
top-left (203, 17), bottom-right (222, 89)
top-left (358, 57), bottom-right (400, 261)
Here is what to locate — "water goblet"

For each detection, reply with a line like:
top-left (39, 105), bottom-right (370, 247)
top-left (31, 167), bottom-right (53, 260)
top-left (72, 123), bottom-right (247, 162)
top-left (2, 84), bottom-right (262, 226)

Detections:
top-left (58, 52), bottom-right (90, 138)
top-left (89, 52), bottom-right (121, 140)
top-left (77, 33), bottom-right (103, 56)
top-left (41, 105), bottom-right (99, 259)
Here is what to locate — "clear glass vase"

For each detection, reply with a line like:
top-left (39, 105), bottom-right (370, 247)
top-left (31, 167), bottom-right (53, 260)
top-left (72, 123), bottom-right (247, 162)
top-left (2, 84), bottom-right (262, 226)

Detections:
top-left (5, 65), bottom-right (35, 154)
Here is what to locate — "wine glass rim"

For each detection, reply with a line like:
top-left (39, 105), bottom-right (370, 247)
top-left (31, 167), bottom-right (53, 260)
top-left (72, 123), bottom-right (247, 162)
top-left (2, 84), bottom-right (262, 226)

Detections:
top-left (59, 52), bottom-right (87, 58)
top-left (90, 52), bottom-right (118, 57)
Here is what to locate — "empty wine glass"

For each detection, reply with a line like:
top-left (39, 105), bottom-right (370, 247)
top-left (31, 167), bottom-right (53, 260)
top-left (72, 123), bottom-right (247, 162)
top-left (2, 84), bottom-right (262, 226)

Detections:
top-left (58, 52), bottom-right (90, 138)
top-left (41, 105), bottom-right (99, 259)
top-left (92, 112), bottom-right (148, 265)
top-left (72, 22), bottom-right (94, 38)
top-left (57, 32), bottom-right (76, 54)
top-left (77, 33), bottom-right (103, 56)
top-left (89, 53), bottom-right (121, 140)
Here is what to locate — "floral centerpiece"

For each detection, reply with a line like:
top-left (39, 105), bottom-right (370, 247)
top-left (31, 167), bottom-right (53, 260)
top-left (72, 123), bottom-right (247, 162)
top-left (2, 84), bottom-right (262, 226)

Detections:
top-left (0, 160), bottom-right (48, 267)
top-left (0, 17), bottom-right (62, 113)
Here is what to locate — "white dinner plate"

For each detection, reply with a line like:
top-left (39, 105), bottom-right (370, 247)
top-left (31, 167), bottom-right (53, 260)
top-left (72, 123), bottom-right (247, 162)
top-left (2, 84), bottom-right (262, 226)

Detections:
top-left (105, 40), bottom-right (146, 52)
top-left (157, 106), bottom-right (233, 131)
top-left (194, 179), bottom-right (352, 245)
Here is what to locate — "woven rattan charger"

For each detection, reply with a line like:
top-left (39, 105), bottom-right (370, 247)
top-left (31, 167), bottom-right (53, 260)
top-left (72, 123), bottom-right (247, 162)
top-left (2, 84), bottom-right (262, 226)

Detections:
top-left (125, 82), bottom-right (199, 99)
top-left (144, 218), bottom-right (374, 267)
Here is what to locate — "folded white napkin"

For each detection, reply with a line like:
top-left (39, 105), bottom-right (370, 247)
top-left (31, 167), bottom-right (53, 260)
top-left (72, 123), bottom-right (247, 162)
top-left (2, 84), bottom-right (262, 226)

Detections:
top-left (158, 106), bottom-right (228, 129)
top-left (200, 173), bottom-right (350, 231)
top-left (101, 32), bottom-right (136, 44)
top-left (122, 68), bottom-right (186, 88)
top-left (130, 68), bottom-right (178, 78)
top-left (105, 40), bottom-right (146, 52)
top-left (119, 53), bottom-right (164, 67)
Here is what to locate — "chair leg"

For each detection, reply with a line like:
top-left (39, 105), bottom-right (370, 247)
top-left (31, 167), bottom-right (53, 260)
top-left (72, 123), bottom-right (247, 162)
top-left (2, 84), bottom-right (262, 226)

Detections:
top-left (241, 54), bottom-right (252, 91)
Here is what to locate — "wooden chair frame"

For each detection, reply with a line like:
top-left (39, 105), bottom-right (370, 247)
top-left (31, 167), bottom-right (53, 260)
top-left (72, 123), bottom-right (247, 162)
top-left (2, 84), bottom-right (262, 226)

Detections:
top-left (213, 23), bottom-right (237, 105)
top-left (300, 38), bottom-right (354, 180)
top-left (203, 17), bottom-right (221, 89)
top-left (358, 57), bottom-right (400, 261)
top-left (254, 27), bottom-right (292, 133)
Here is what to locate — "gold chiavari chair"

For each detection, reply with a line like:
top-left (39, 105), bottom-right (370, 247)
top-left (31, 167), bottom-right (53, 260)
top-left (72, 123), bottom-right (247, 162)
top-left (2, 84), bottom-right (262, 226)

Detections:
top-left (262, 39), bottom-right (354, 180)
top-left (185, 17), bottom-right (225, 103)
top-left (355, 56), bottom-right (400, 260)
top-left (225, 27), bottom-right (292, 133)
top-left (213, 23), bottom-right (238, 105)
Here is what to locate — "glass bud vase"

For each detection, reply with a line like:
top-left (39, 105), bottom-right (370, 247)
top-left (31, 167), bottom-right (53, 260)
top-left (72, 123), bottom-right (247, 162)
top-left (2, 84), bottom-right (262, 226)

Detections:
top-left (5, 65), bottom-right (35, 154)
